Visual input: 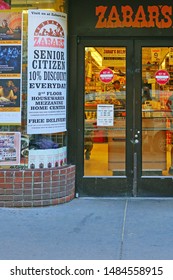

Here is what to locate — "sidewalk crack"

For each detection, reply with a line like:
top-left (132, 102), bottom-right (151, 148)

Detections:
top-left (119, 199), bottom-right (128, 259)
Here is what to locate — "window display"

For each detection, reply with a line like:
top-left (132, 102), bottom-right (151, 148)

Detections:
top-left (0, 0), bottom-right (67, 169)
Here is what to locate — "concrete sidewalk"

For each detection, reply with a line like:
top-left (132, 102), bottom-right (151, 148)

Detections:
top-left (0, 198), bottom-right (173, 260)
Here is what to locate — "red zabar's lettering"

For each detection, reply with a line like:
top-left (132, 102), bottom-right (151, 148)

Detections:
top-left (133, 6), bottom-right (148, 27)
top-left (107, 6), bottom-right (121, 28)
top-left (95, 6), bottom-right (108, 28)
top-left (95, 5), bottom-right (172, 28)
top-left (121, 5), bottom-right (134, 27)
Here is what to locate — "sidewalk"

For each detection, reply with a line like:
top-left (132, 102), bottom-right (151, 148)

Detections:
top-left (0, 197), bottom-right (173, 260)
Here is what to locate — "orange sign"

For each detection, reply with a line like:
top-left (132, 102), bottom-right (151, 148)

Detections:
top-left (95, 5), bottom-right (172, 28)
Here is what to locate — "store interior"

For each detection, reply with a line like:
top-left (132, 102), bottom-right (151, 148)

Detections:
top-left (84, 47), bottom-right (173, 177)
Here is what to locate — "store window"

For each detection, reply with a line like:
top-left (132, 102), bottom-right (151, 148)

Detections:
top-left (0, 0), bottom-right (67, 170)
top-left (84, 47), bottom-right (126, 176)
top-left (142, 47), bottom-right (173, 175)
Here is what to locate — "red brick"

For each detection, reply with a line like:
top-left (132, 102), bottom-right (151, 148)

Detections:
top-left (14, 183), bottom-right (23, 189)
top-left (34, 171), bottom-right (42, 177)
top-left (13, 189), bottom-right (23, 195)
top-left (65, 195), bottom-right (71, 202)
top-left (33, 188), bottom-right (41, 194)
top-left (52, 170), bottom-right (60, 176)
top-left (52, 198), bottom-right (59, 205)
top-left (33, 183), bottom-right (42, 188)
top-left (24, 171), bottom-right (33, 177)
top-left (24, 183), bottom-right (33, 189)
top-left (42, 188), bottom-right (50, 194)
top-left (43, 170), bottom-right (51, 177)
top-left (33, 201), bottom-right (42, 207)
top-left (14, 177), bottom-right (23, 183)
top-left (13, 201), bottom-right (23, 207)
top-left (6, 177), bottom-right (14, 183)
top-left (58, 197), bottom-right (66, 204)
top-left (33, 176), bottom-right (41, 182)
top-left (43, 176), bottom-right (51, 182)
top-left (23, 201), bottom-right (33, 207)
top-left (33, 194), bottom-right (42, 201)
top-left (6, 171), bottom-right (14, 177)
top-left (3, 184), bottom-right (13, 189)
top-left (0, 189), bottom-right (5, 195)
top-left (52, 182), bottom-right (58, 188)
top-left (42, 200), bottom-right (51, 206)
top-left (24, 177), bottom-right (32, 183)
top-left (14, 195), bottom-right (23, 201)
top-left (42, 194), bottom-right (50, 200)
top-left (51, 187), bottom-right (60, 193)
top-left (43, 182), bottom-right (50, 188)
top-left (5, 189), bottom-right (14, 195)
top-left (23, 189), bottom-right (32, 195)
top-left (0, 195), bottom-right (5, 201)
top-left (15, 171), bottom-right (23, 178)
top-left (60, 169), bottom-right (67, 175)
top-left (23, 195), bottom-right (33, 201)
top-left (0, 183), bottom-right (6, 189)
top-left (0, 172), bottom-right (5, 177)
top-left (5, 201), bottom-right (14, 207)
top-left (0, 178), bottom-right (5, 183)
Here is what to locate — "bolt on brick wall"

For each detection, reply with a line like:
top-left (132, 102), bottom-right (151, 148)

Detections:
top-left (0, 165), bottom-right (75, 207)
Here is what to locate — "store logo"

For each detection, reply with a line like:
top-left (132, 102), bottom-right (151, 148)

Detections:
top-left (95, 5), bottom-right (172, 28)
top-left (34, 20), bottom-right (64, 48)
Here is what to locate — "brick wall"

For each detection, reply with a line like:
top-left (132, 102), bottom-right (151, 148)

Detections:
top-left (0, 165), bottom-right (75, 207)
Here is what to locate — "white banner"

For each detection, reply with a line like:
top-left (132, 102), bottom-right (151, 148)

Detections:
top-left (27, 10), bottom-right (67, 134)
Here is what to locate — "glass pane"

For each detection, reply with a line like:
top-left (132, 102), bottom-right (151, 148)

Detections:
top-left (84, 47), bottom-right (126, 176)
top-left (142, 47), bottom-right (173, 176)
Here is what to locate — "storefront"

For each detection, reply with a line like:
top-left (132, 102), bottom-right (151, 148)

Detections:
top-left (0, 0), bottom-right (75, 207)
top-left (68, 0), bottom-right (173, 197)
top-left (1, 1), bottom-right (173, 207)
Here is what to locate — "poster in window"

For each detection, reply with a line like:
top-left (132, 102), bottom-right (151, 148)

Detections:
top-left (27, 10), bottom-right (67, 134)
top-left (0, 132), bottom-right (21, 165)
top-left (0, 12), bottom-right (22, 124)
top-left (0, 78), bottom-right (21, 124)
top-left (0, 45), bottom-right (21, 74)
top-left (0, 12), bottom-right (22, 41)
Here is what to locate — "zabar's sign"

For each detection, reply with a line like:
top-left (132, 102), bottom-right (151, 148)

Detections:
top-left (95, 5), bottom-right (173, 28)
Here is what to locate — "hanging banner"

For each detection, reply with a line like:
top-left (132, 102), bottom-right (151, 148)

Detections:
top-left (0, 12), bottom-right (22, 125)
top-left (27, 10), bottom-right (67, 134)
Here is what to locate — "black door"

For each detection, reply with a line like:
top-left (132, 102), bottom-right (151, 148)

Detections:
top-left (71, 38), bottom-right (173, 196)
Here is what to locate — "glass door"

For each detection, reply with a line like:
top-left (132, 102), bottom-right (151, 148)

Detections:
top-left (76, 40), bottom-right (134, 196)
top-left (136, 41), bottom-right (173, 196)
top-left (84, 47), bottom-right (127, 176)
top-left (76, 39), bottom-right (173, 196)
